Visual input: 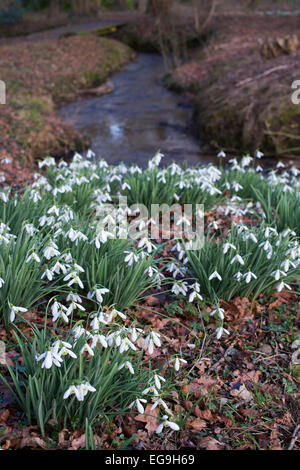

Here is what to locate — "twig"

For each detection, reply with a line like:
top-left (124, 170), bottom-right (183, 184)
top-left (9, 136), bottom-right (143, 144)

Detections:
top-left (237, 65), bottom-right (288, 87)
top-left (288, 423), bottom-right (300, 450)
top-left (207, 338), bottom-right (238, 373)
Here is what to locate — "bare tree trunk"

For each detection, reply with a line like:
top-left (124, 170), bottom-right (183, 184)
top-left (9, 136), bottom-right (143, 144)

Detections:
top-left (193, 0), bottom-right (217, 33)
top-left (138, 0), bottom-right (148, 14)
top-left (49, 0), bottom-right (60, 17)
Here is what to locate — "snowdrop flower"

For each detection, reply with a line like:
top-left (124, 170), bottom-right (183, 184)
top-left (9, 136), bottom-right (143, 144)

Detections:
top-left (241, 155), bottom-right (253, 167)
top-left (52, 340), bottom-right (77, 359)
top-left (51, 300), bottom-right (69, 323)
top-left (244, 271), bottom-right (257, 284)
top-left (271, 269), bottom-right (286, 281)
top-left (9, 304), bottom-right (28, 322)
top-left (51, 261), bottom-right (68, 275)
top-left (23, 223), bottom-right (38, 236)
top-left (43, 243), bottom-right (60, 260)
top-left (66, 292), bottom-right (82, 304)
top-left (129, 398), bottom-right (147, 414)
top-left (234, 271), bottom-right (243, 282)
top-left (63, 382), bottom-right (96, 401)
top-left (149, 151), bottom-right (164, 168)
top-left (26, 252), bottom-right (41, 263)
top-left (259, 240), bottom-right (272, 252)
top-left (81, 343), bottom-right (94, 356)
top-left (64, 271), bottom-right (84, 289)
top-left (121, 182), bottom-right (131, 191)
top-left (129, 327), bottom-right (143, 342)
top-left (230, 254), bottom-right (245, 265)
top-left (277, 281), bottom-right (292, 292)
top-left (209, 271), bottom-right (222, 281)
top-left (88, 287), bottom-right (110, 304)
top-left (217, 151), bottom-right (226, 158)
top-left (118, 361), bottom-right (135, 374)
top-left (172, 281), bottom-right (188, 296)
top-left (0, 277), bottom-right (5, 288)
top-left (282, 228), bottom-right (296, 237)
top-left (79, 382), bottom-right (97, 399)
top-left (48, 205), bottom-right (60, 217)
top-left (91, 333), bottom-right (108, 349)
top-left (38, 157), bottom-right (56, 168)
top-left (169, 357), bottom-right (187, 372)
top-left (216, 326), bottom-right (230, 340)
top-left (245, 232), bottom-right (258, 243)
top-left (208, 220), bottom-right (219, 230)
top-left (151, 374), bottom-right (166, 390)
top-left (63, 385), bottom-right (81, 401)
top-left (119, 337), bottom-right (137, 354)
top-left (106, 308), bottom-right (126, 323)
top-left (281, 259), bottom-right (296, 272)
top-left (29, 190), bottom-right (42, 203)
top-left (232, 182), bottom-right (243, 192)
top-left (138, 237), bottom-right (156, 253)
top-left (36, 347), bottom-right (63, 369)
top-left (124, 251), bottom-right (139, 266)
top-left (144, 266), bottom-right (158, 278)
top-left (210, 307), bottom-right (225, 320)
top-left (90, 312), bottom-right (108, 331)
top-left (41, 268), bottom-right (53, 281)
top-left (72, 325), bottom-right (92, 342)
top-left (189, 289), bottom-right (203, 302)
top-left (264, 226), bottom-right (277, 238)
top-left (144, 331), bottom-right (161, 355)
top-left (223, 243), bottom-right (237, 254)
top-left (255, 150), bottom-right (264, 159)
top-left (0, 234), bottom-right (10, 245)
top-left (156, 415), bottom-right (180, 434)
top-left (142, 385), bottom-right (159, 396)
top-left (66, 301), bottom-right (85, 317)
top-left (151, 397), bottom-right (172, 414)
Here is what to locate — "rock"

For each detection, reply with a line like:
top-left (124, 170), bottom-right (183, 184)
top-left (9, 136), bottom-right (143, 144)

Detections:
top-left (78, 81), bottom-right (114, 97)
top-left (259, 344), bottom-right (273, 355)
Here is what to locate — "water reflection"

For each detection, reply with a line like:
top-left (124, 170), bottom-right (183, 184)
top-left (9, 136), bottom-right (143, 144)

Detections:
top-left (59, 53), bottom-right (217, 167)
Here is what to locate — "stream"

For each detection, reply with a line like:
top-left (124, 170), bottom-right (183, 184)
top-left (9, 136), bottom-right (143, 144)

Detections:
top-left (59, 53), bottom-right (217, 167)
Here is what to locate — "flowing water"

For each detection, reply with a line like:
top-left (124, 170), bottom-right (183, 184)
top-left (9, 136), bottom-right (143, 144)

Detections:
top-left (59, 53), bottom-right (217, 167)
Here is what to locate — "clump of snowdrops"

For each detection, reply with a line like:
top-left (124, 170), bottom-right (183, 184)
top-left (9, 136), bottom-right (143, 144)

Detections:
top-left (0, 149), bottom-right (299, 435)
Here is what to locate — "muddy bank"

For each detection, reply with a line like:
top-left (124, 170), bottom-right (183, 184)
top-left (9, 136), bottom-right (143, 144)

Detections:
top-left (163, 14), bottom-right (300, 156)
top-left (0, 34), bottom-right (134, 167)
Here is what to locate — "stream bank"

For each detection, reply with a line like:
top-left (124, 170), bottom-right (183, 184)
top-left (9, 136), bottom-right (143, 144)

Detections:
top-left (118, 13), bottom-right (300, 159)
top-left (0, 34), bottom-right (134, 173)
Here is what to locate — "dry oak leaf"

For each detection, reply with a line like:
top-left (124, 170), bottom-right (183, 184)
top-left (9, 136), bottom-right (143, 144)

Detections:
top-left (185, 417), bottom-right (207, 431)
top-left (182, 376), bottom-right (220, 398)
top-left (19, 436), bottom-right (49, 450)
top-left (194, 407), bottom-right (213, 422)
top-left (0, 409), bottom-right (9, 423)
top-left (230, 383), bottom-right (252, 402)
top-left (70, 434), bottom-right (86, 450)
top-left (135, 404), bottom-right (159, 436)
top-left (197, 437), bottom-right (225, 450)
